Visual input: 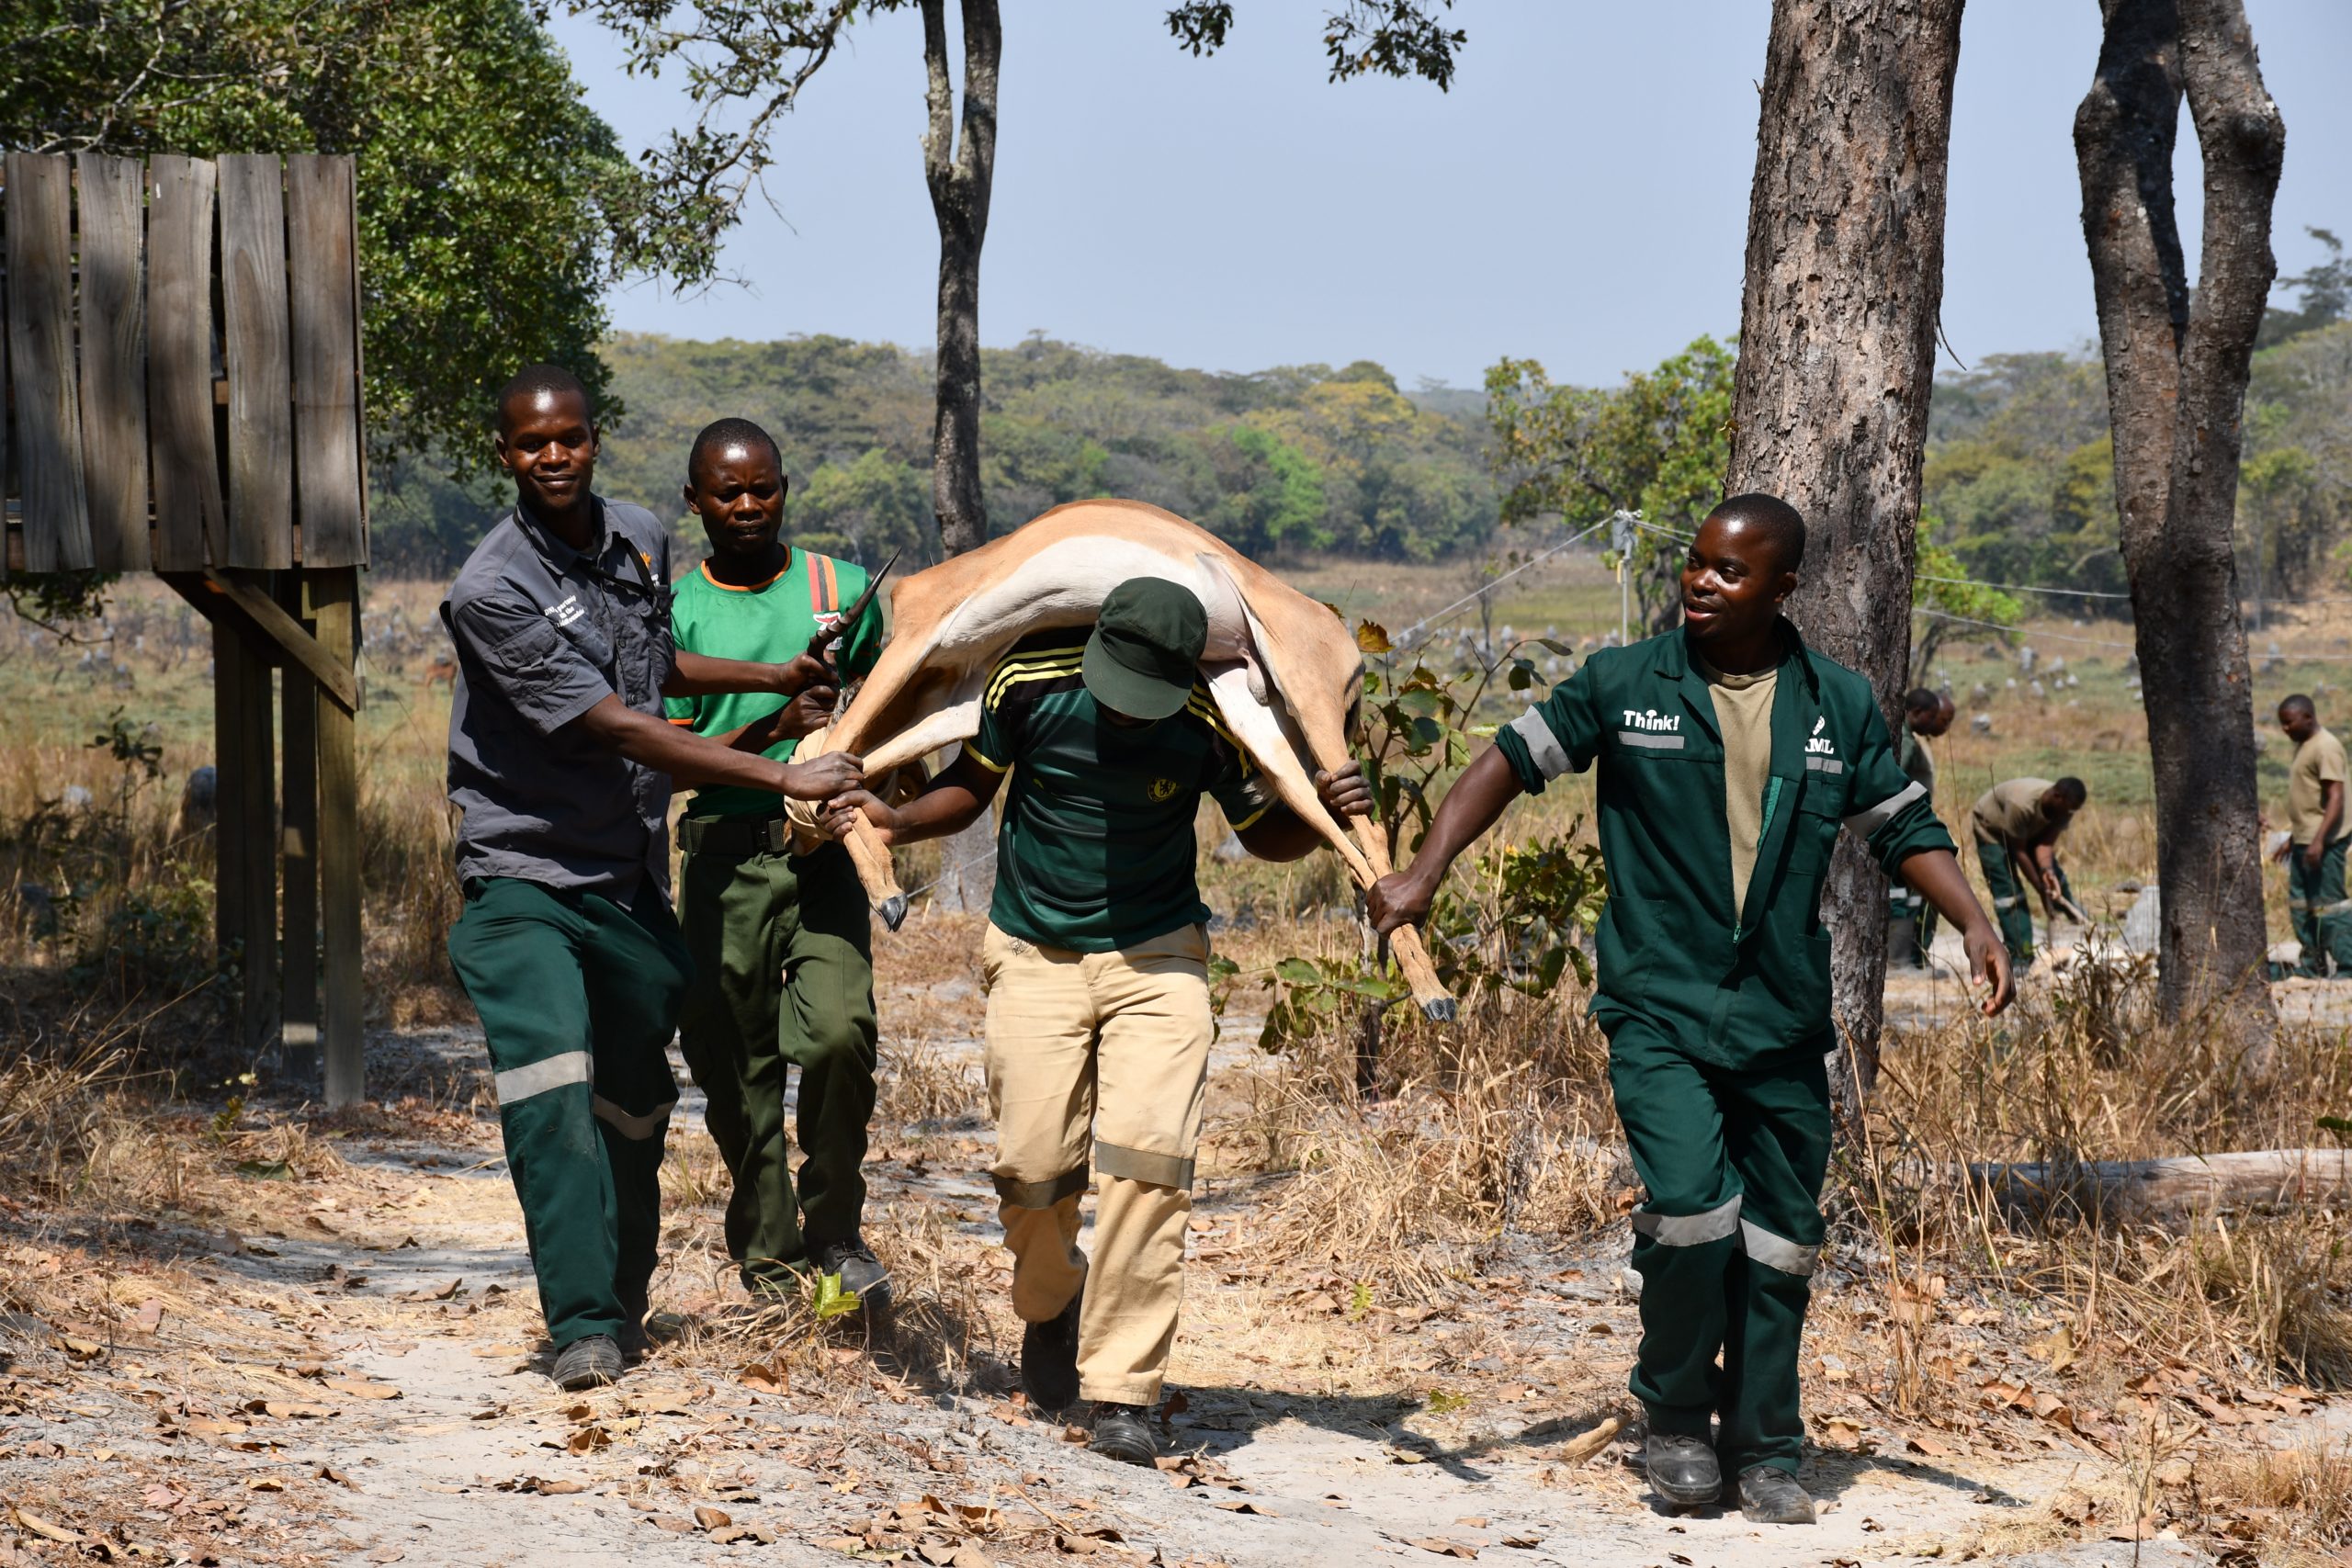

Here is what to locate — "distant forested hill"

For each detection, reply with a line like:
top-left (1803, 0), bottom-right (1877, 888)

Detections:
top-left (370, 334), bottom-right (1498, 574)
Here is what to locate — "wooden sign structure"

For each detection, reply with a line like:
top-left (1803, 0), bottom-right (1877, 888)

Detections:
top-left (2, 152), bottom-right (369, 1106)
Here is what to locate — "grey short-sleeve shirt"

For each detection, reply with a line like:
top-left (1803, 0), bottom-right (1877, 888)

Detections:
top-left (442, 497), bottom-right (677, 899)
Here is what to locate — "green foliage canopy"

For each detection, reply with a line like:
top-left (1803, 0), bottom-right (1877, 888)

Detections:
top-left (1485, 335), bottom-right (1734, 631)
top-left (0, 0), bottom-right (640, 470)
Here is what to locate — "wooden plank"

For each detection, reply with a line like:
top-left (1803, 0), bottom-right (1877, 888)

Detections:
top-left (284, 156), bottom-right (366, 568)
top-left (149, 157), bottom-right (225, 570)
top-left (219, 155), bottom-right (292, 570)
top-left (75, 154), bottom-right (150, 571)
top-left (6, 152), bottom-right (94, 571)
top-left (313, 568), bottom-right (364, 1108)
top-left (200, 567), bottom-right (356, 711)
top-left (279, 574), bottom-right (320, 1085)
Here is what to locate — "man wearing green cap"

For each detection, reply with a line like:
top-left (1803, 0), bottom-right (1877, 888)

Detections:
top-left (824, 577), bottom-right (1370, 1465)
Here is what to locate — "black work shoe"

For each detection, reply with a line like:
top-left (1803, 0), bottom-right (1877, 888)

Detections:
top-left (1089, 1401), bottom-right (1158, 1465)
top-left (1645, 1432), bottom-right (1722, 1507)
top-left (550, 1334), bottom-right (623, 1391)
top-left (810, 1235), bottom-right (894, 1314)
top-left (616, 1314), bottom-right (653, 1363)
top-left (1736, 1464), bottom-right (1816, 1524)
top-left (1020, 1291), bottom-right (1082, 1416)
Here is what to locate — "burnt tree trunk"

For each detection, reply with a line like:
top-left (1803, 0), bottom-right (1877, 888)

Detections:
top-left (1725, 0), bottom-right (1965, 1119)
top-left (921, 0), bottom-right (1001, 914)
top-left (2075, 0), bottom-right (2280, 1068)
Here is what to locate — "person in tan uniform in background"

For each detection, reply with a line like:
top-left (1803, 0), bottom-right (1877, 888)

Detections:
top-left (2272, 694), bottom-right (2352, 977)
top-left (1970, 775), bottom-right (2086, 964)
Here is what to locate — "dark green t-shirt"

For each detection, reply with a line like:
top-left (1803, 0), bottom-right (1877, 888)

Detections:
top-left (663, 548), bottom-right (884, 818)
top-left (969, 631), bottom-right (1273, 953)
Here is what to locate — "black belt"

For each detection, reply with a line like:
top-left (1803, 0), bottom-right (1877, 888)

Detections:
top-left (679, 815), bottom-right (795, 855)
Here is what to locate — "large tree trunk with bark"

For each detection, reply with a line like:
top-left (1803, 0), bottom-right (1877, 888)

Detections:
top-left (1725, 0), bottom-right (1965, 1120)
top-left (920, 0), bottom-right (1001, 913)
top-left (2075, 0), bottom-right (2281, 1069)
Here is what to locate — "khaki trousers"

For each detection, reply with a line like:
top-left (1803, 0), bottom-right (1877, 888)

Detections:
top-left (980, 921), bottom-right (1214, 1406)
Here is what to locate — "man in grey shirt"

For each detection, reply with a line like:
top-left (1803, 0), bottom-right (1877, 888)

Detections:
top-left (442, 365), bottom-right (863, 1391)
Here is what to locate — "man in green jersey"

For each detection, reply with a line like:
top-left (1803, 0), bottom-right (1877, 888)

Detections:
top-left (824, 578), bottom-right (1371, 1467)
top-left (1890, 688), bottom-right (1955, 969)
top-left (664, 419), bottom-right (891, 1308)
top-left (1367, 496), bottom-right (2014, 1524)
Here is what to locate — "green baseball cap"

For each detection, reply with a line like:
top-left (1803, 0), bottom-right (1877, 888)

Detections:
top-left (1083, 578), bottom-right (1207, 721)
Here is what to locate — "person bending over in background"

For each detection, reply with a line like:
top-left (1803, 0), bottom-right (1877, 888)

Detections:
top-left (823, 578), bottom-right (1370, 1467)
top-left (1890, 688), bottom-right (1956, 970)
top-left (1366, 495), bottom-right (2014, 1526)
top-left (665, 417), bottom-right (893, 1312)
top-left (442, 367), bottom-right (861, 1392)
top-left (2272, 694), bottom-right (2352, 978)
top-left (1968, 774), bottom-right (2086, 966)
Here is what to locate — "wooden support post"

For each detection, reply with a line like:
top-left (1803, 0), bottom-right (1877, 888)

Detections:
top-left (313, 568), bottom-right (364, 1108)
top-left (212, 618), bottom-right (245, 971)
top-left (237, 624), bottom-right (280, 1057)
top-left (279, 574), bottom-right (321, 1087)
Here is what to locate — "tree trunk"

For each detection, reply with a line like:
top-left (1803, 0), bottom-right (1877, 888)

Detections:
top-left (2075, 0), bottom-right (2281, 1069)
top-left (922, 0), bottom-right (997, 560)
top-left (1725, 0), bottom-right (1965, 1120)
top-left (920, 0), bottom-right (1001, 914)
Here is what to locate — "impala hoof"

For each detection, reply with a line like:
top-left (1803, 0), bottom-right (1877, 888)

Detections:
top-left (879, 895), bottom-right (909, 931)
top-left (1420, 997), bottom-right (1457, 1023)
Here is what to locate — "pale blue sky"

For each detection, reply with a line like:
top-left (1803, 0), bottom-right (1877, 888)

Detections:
top-left (554, 1), bottom-right (2352, 390)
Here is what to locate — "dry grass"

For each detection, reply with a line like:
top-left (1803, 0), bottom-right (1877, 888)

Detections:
top-left (875, 1032), bottom-right (988, 1131)
top-left (2196, 1438), bottom-right (2352, 1565)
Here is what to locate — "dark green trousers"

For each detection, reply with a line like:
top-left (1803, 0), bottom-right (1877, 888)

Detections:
top-left (677, 828), bottom-right (878, 1293)
top-left (1607, 1018), bottom-right (1830, 1476)
top-left (1975, 840), bottom-right (2075, 963)
top-left (2289, 838), bottom-right (2352, 977)
top-left (447, 876), bottom-right (688, 1350)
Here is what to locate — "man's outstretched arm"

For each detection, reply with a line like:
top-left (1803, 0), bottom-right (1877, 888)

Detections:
top-left (1366, 747), bottom-right (1527, 933)
top-left (1896, 848), bottom-right (2014, 1015)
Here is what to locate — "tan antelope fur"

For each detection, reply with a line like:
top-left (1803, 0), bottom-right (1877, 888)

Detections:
top-left (808, 499), bottom-right (1455, 1019)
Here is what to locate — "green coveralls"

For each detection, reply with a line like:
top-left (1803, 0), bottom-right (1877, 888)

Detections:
top-left (448, 878), bottom-right (689, 1346)
top-left (1973, 842), bottom-right (2075, 964)
top-left (2288, 839), bottom-right (2352, 977)
top-left (665, 552), bottom-right (885, 1291)
top-left (1497, 623), bottom-right (1953, 1475)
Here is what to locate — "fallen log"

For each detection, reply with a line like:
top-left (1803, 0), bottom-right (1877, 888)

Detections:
top-left (1964, 1148), bottom-right (2352, 1223)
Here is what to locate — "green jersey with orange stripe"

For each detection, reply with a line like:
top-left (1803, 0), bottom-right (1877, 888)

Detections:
top-left (663, 548), bottom-right (885, 818)
top-left (969, 630), bottom-right (1274, 953)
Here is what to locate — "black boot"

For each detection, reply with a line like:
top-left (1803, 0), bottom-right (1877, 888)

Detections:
top-left (1736, 1464), bottom-right (1816, 1524)
top-left (1020, 1290), bottom-right (1081, 1416)
top-left (1645, 1432), bottom-right (1722, 1506)
top-left (550, 1335), bottom-right (623, 1392)
top-left (1089, 1401), bottom-right (1158, 1465)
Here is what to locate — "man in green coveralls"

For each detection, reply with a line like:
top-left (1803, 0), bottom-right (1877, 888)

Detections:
top-left (444, 369), bottom-right (863, 1392)
top-left (664, 418), bottom-right (892, 1306)
top-left (1889, 688), bottom-right (1955, 969)
top-left (1368, 495), bottom-right (2015, 1524)
top-left (2272, 694), bottom-right (2352, 976)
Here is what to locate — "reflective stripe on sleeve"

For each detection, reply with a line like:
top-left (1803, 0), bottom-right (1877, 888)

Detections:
top-left (592, 1095), bottom-right (676, 1142)
top-left (1508, 708), bottom-right (1571, 779)
top-left (1739, 1219), bottom-right (1820, 1277)
top-left (1629, 1193), bottom-right (1742, 1247)
top-left (1804, 755), bottom-right (1845, 775)
top-left (493, 1050), bottom-right (591, 1106)
top-left (1843, 779), bottom-right (1926, 837)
